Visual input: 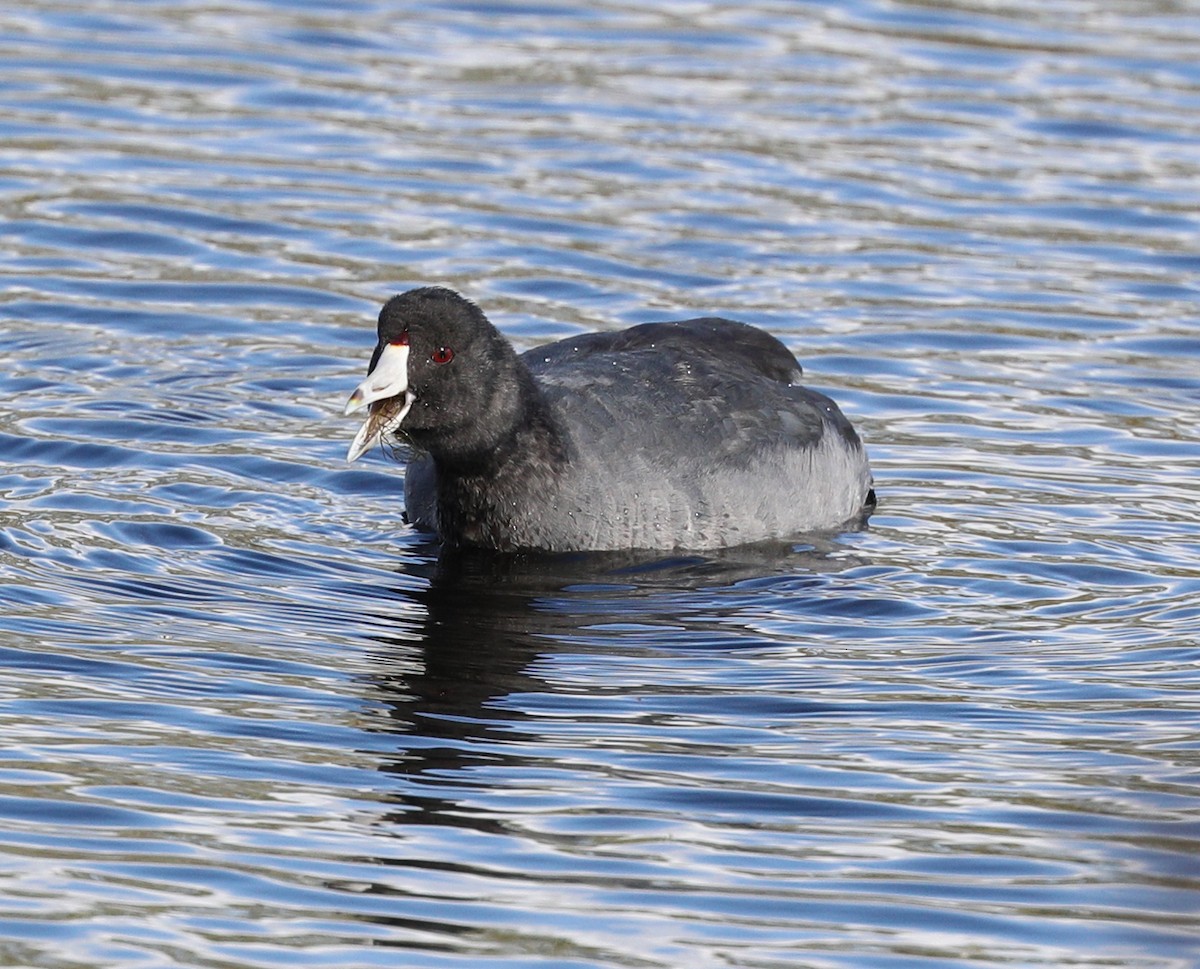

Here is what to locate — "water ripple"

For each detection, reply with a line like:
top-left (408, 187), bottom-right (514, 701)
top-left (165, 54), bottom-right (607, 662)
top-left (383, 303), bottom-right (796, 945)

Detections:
top-left (1, 1), bottom-right (1199, 967)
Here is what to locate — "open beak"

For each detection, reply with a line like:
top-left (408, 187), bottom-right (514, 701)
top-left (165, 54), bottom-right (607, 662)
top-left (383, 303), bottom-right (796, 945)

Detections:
top-left (344, 342), bottom-right (414, 462)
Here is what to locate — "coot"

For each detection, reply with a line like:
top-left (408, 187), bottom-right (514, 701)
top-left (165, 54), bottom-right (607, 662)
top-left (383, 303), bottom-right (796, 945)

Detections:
top-left (345, 287), bottom-right (873, 551)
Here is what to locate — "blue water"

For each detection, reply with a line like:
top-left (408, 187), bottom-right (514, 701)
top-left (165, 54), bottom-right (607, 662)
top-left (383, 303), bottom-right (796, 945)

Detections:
top-left (2, 2), bottom-right (1199, 967)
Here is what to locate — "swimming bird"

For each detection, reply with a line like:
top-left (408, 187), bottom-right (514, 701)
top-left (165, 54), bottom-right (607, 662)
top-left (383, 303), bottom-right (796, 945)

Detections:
top-left (344, 287), bottom-right (873, 551)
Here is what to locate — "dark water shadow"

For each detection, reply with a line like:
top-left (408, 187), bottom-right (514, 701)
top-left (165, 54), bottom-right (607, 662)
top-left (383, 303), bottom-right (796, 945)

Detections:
top-left (354, 538), bottom-right (864, 821)
top-left (342, 537), bottom-right (868, 945)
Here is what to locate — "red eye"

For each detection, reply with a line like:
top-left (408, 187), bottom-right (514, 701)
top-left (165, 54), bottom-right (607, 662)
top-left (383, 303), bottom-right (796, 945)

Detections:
top-left (430, 346), bottom-right (454, 365)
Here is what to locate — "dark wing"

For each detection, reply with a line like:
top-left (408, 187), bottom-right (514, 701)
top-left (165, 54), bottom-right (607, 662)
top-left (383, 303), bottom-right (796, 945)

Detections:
top-left (528, 317), bottom-right (802, 385)
top-left (523, 317), bottom-right (856, 466)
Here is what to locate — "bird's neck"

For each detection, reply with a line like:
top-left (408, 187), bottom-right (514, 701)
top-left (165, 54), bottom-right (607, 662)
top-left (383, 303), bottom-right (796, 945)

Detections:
top-left (432, 380), bottom-right (570, 550)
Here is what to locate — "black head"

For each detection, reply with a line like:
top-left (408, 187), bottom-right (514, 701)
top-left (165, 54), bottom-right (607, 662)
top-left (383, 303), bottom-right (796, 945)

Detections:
top-left (346, 287), bottom-right (535, 468)
top-left (374, 286), bottom-right (488, 360)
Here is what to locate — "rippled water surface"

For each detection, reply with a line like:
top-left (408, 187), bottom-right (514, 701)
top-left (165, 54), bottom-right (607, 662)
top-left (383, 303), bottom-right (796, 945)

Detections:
top-left (2, 2), bottom-right (1199, 967)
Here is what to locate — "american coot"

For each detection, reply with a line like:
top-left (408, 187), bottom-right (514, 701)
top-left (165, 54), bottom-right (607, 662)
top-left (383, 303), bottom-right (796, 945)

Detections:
top-left (345, 287), bottom-right (874, 551)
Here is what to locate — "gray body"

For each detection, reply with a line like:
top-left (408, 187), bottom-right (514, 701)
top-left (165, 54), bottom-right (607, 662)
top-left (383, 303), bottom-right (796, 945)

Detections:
top-left (400, 317), bottom-right (873, 552)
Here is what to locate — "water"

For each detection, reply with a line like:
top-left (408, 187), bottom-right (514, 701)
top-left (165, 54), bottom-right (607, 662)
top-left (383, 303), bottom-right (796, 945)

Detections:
top-left (2, 1), bottom-right (1198, 967)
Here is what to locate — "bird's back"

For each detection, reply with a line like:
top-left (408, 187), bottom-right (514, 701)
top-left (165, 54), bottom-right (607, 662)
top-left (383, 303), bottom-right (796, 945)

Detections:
top-left (515, 318), bottom-right (872, 549)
